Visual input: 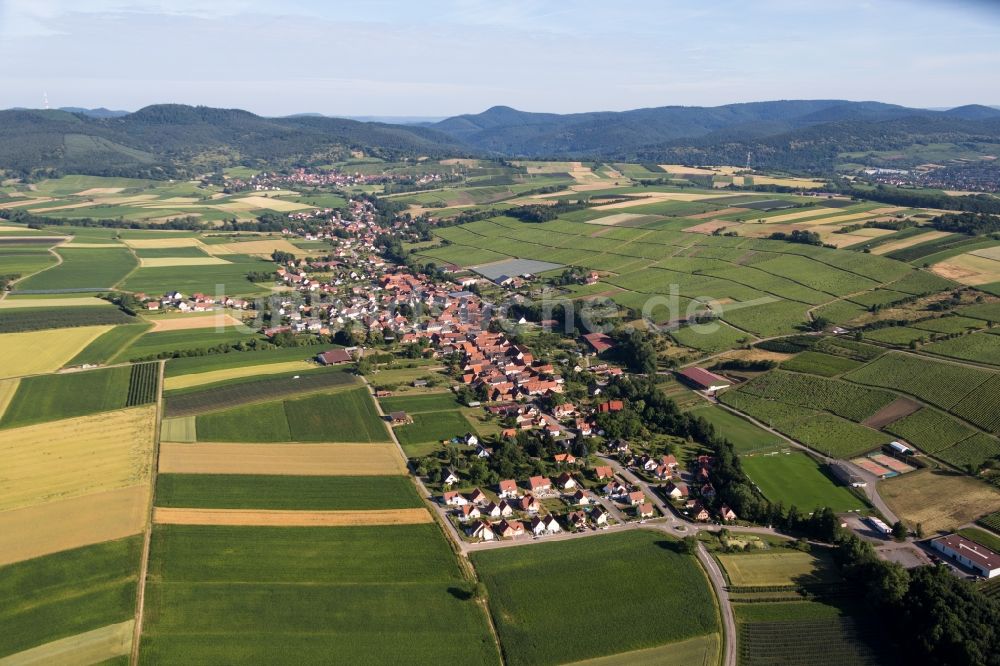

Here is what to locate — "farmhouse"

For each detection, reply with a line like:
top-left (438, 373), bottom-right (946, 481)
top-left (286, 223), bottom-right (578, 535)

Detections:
top-left (677, 366), bottom-right (731, 393)
top-left (317, 348), bottom-right (353, 365)
top-left (582, 332), bottom-right (615, 354)
top-left (931, 534), bottom-right (1000, 578)
top-left (389, 411), bottom-right (412, 425)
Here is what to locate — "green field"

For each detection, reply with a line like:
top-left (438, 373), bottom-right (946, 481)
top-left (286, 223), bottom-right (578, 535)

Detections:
top-left (140, 524), bottom-right (499, 664)
top-left (0, 365), bottom-right (132, 427)
top-left (164, 368), bottom-right (355, 417)
top-left (115, 325), bottom-right (258, 362)
top-left (66, 323), bottom-right (153, 366)
top-left (741, 452), bottom-right (867, 512)
top-left (924, 331), bottom-right (1000, 366)
top-left (735, 370), bottom-right (896, 423)
top-left (14, 248), bottom-right (137, 292)
top-left (689, 405), bottom-right (784, 453)
top-left (154, 474), bottom-right (423, 510)
top-left (163, 346), bottom-right (326, 377)
top-left (957, 526), bottom-right (1000, 553)
top-left (0, 305), bottom-right (135, 333)
top-left (379, 392), bottom-right (461, 413)
top-left (471, 530), bottom-right (718, 666)
top-left (119, 258), bottom-right (273, 297)
top-left (885, 407), bottom-right (976, 453)
top-left (195, 386), bottom-right (389, 443)
top-left (394, 410), bottom-right (475, 451)
top-left (0, 246), bottom-right (58, 278)
top-left (781, 351), bottom-right (863, 377)
top-left (0, 536), bottom-right (141, 658)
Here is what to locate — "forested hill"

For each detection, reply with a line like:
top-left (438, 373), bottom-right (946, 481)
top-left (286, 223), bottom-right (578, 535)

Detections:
top-left (3, 100), bottom-right (1000, 178)
top-left (0, 105), bottom-right (466, 178)
top-left (428, 101), bottom-right (1000, 168)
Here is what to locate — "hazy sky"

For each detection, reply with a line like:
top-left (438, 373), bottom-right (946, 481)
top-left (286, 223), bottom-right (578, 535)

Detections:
top-left (1, 0), bottom-right (998, 117)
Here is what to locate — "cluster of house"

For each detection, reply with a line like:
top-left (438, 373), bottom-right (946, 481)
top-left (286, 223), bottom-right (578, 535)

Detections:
top-left (136, 291), bottom-right (252, 312)
top-left (225, 168), bottom-right (447, 192)
top-left (443, 470), bottom-right (615, 541)
top-left (455, 332), bottom-right (565, 404)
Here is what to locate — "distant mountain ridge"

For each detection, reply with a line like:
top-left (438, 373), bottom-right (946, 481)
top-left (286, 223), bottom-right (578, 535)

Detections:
top-left (1, 100), bottom-right (999, 177)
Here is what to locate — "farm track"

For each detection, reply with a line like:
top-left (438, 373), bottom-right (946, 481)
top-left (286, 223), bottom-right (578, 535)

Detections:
top-left (360, 375), bottom-right (506, 665)
top-left (129, 360), bottom-right (163, 666)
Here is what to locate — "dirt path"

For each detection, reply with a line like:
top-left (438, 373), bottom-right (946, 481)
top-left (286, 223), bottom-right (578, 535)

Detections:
top-left (130, 360), bottom-right (164, 666)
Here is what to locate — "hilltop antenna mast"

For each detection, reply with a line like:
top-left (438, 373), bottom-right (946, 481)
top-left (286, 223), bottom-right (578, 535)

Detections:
top-left (43, 92), bottom-right (50, 110)
top-left (745, 150), bottom-right (751, 171)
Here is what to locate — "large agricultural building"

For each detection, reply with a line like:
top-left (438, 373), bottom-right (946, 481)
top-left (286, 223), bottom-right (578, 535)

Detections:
top-left (931, 534), bottom-right (1000, 578)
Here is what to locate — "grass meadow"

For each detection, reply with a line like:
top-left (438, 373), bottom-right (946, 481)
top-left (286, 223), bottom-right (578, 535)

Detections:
top-left (195, 386), bottom-right (389, 443)
top-left (0, 536), bottom-right (141, 658)
top-left (66, 323), bottom-right (152, 366)
top-left (0, 365), bottom-right (132, 427)
top-left (688, 405), bottom-right (784, 453)
top-left (471, 530), bottom-right (718, 665)
top-left (14, 248), bottom-right (137, 292)
top-left (154, 474), bottom-right (423, 510)
top-left (140, 524), bottom-right (499, 664)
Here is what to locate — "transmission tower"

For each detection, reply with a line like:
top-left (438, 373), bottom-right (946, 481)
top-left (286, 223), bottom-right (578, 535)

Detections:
top-left (43, 92), bottom-right (50, 110)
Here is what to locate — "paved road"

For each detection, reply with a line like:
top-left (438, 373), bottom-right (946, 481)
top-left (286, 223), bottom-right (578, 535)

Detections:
top-left (696, 541), bottom-right (737, 666)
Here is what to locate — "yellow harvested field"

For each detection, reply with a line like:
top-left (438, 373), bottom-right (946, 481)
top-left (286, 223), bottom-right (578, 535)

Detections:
top-left (818, 233), bottom-right (876, 249)
top-left (788, 210), bottom-right (894, 227)
top-left (153, 507), bottom-right (433, 527)
top-left (0, 326), bottom-right (111, 379)
top-left (139, 256), bottom-right (231, 268)
top-left (61, 242), bottom-right (122, 248)
top-left (0, 378), bottom-right (19, 420)
top-left (870, 230), bottom-right (951, 255)
top-left (760, 207), bottom-right (845, 224)
top-left (593, 192), bottom-right (725, 210)
top-left (851, 227), bottom-right (900, 238)
top-left (684, 220), bottom-right (737, 235)
top-left (160, 416), bottom-right (195, 442)
top-left (0, 620), bottom-right (134, 666)
top-left (229, 195), bottom-right (312, 212)
top-left (0, 297), bottom-right (108, 309)
top-left (587, 213), bottom-right (648, 226)
top-left (27, 201), bottom-right (101, 214)
top-left (716, 551), bottom-right (823, 586)
top-left (0, 485), bottom-right (150, 566)
top-left (748, 176), bottom-right (826, 189)
top-left (931, 254), bottom-right (1000, 286)
top-left (163, 360), bottom-right (316, 390)
top-left (75, 187), bottom-right (125, 196)
top-left (658, 164), bottom-right (718, 175)
top-left (881, 469), bottom-right (1000, 533)
top-left (158, 442), bottom-right (407, 475)
top-left (970, 246), bottom-right (1000, 261)
top-left (150, 313), bottom-right (244, 332)
top-left (205, 238), bottom-right (307, 256)
top-left (440, 158), bottom-right (480, 166)
top-left (0, 197), bottom-right (54, 209)
top-left (123, 237), bottom-right (203, 249)
top-left (565, 634), bottom-right (720, 666)
top-left (0, 406), bottom-right (156, 511)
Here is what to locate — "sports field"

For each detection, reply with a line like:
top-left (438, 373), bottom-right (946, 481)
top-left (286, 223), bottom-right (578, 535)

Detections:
top-left (140, 524), bottom-right (500, 664)
top-left (741, 452), bottom-right (867, 512)
top-left (0, 406), bottom-right (156, 511)
top-left (472, 530), bottom-right (718, 665)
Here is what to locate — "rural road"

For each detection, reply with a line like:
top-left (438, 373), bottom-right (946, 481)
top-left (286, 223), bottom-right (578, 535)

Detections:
top-left (696, 541), bottom-right (737, 666)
